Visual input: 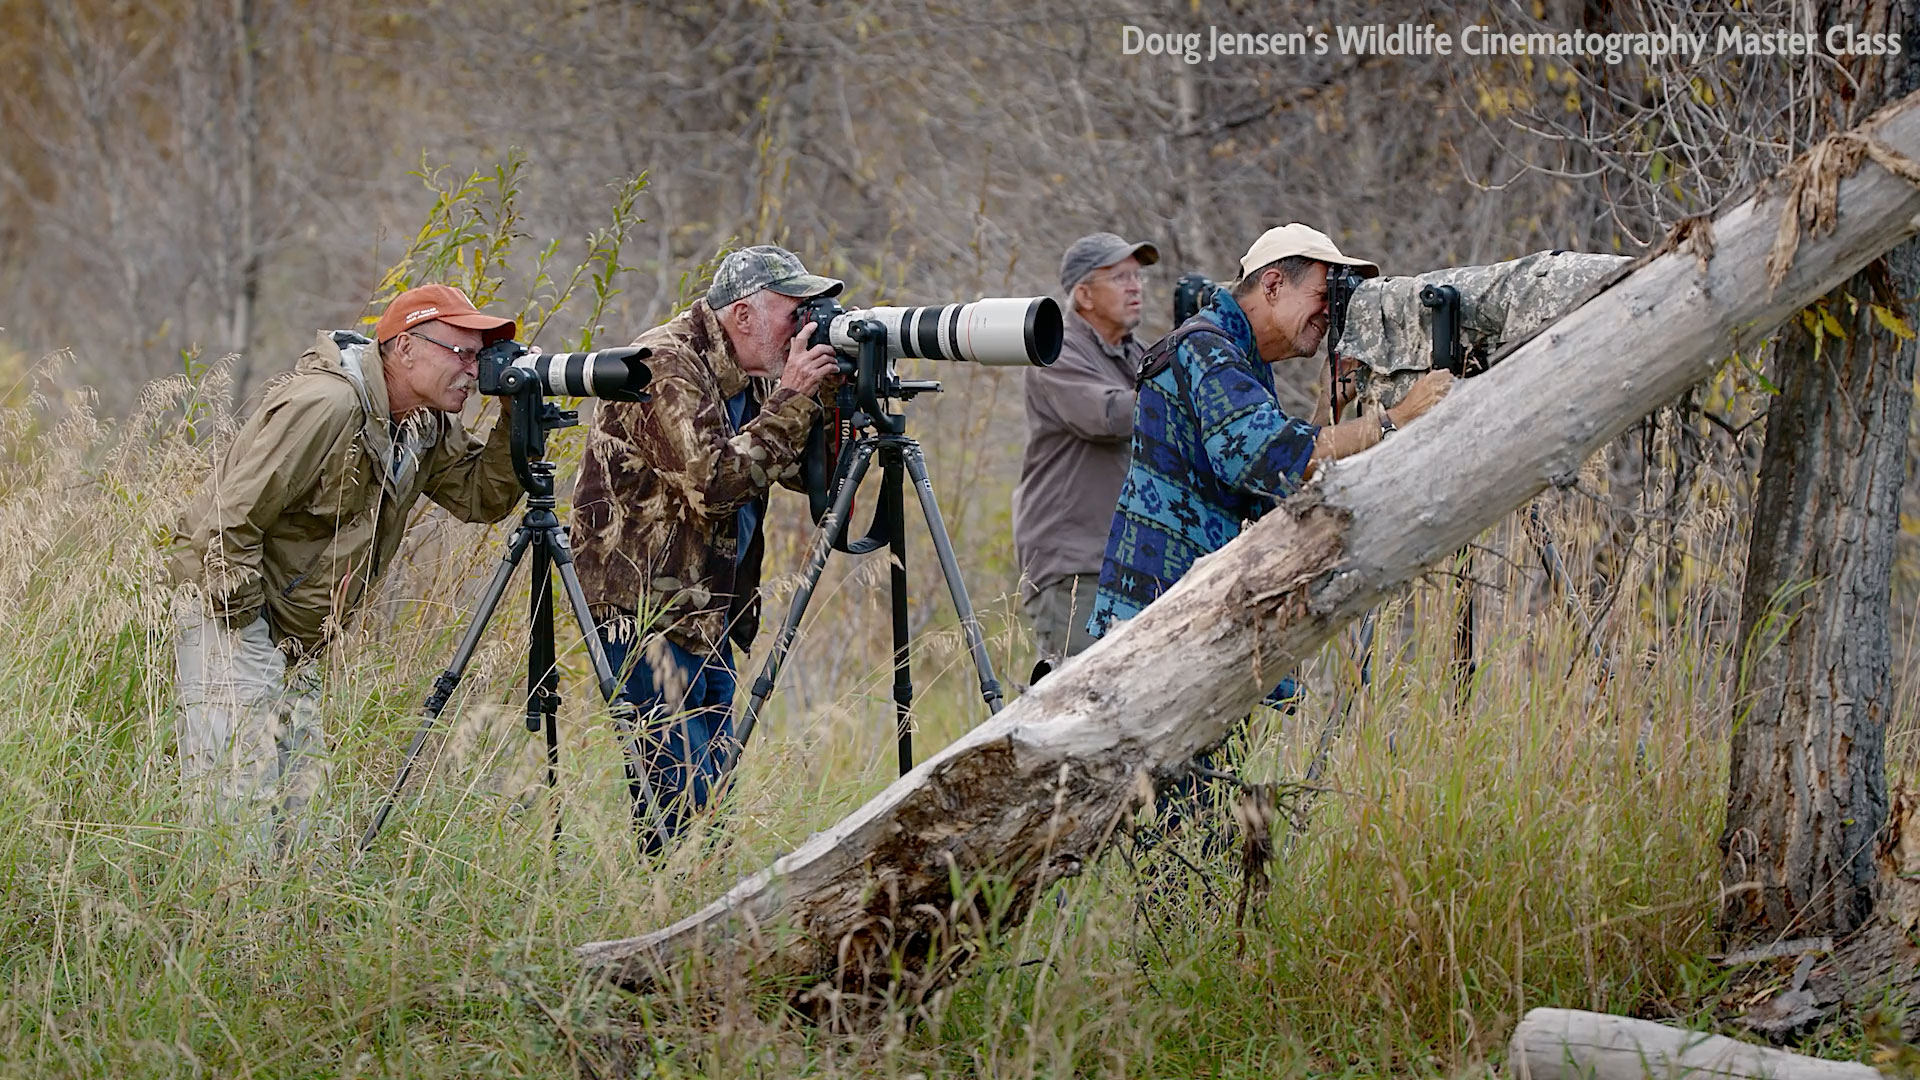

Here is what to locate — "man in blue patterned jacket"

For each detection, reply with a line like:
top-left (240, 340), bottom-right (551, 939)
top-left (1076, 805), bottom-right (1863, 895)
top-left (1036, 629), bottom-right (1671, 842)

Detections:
top-left (1088, 223), bottom-right (1454, 656)
top-left (1088, 223), bottom-right (1453, 835)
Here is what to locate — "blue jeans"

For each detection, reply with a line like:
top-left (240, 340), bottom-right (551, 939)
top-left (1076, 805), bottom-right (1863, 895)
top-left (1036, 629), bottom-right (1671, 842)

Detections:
top-left (599, 631), bottom-right (737, 854)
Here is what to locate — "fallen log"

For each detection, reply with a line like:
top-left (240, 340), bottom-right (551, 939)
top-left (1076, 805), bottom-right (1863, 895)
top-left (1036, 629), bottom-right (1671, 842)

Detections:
top-left (1508, 1008), bottom-right (1881, 1079)
top-left (579, 90), bottom-right (1920, 998)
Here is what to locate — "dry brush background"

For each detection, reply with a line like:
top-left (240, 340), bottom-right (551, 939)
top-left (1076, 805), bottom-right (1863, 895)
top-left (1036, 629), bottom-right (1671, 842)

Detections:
top-left (4, 0), bottom-right (1920, 1077)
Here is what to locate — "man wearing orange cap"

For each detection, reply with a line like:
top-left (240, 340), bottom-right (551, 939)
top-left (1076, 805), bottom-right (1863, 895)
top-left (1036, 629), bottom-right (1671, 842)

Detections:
top-left (169, 284), bottom-right (527, 855)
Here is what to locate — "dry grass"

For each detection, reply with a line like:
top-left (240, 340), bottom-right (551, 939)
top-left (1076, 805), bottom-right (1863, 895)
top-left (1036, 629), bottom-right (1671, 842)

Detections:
top-left (0, 350), bottom-right (1907, 1079)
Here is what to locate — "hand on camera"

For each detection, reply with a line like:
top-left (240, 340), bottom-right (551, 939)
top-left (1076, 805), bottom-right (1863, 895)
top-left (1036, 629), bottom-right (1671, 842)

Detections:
top-left (1388, 369), bottom-right (1454, 427)
top-left (1331, 353), bottom-right (1362, 415)
top-left (781, 322), bottom-right (841, 395)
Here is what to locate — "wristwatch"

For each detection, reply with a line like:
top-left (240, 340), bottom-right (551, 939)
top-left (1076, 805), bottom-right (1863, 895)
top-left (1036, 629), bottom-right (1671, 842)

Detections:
top-left (1378, 410), bottom-right (1398, 437)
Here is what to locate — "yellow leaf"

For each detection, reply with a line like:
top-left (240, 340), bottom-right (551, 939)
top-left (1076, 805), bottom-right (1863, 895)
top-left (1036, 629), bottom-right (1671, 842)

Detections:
top-left (1875, 304), bottom-right (1917, 339)
top-left (1820, 306), bottom-right (1848, 339)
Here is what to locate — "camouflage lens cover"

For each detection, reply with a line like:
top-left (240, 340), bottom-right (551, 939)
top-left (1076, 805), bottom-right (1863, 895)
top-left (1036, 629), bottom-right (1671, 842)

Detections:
top-left (1345, 250), bottom-right (1631, 411)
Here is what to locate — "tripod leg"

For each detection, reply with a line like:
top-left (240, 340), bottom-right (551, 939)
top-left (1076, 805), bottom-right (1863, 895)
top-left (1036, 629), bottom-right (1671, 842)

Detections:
top-left (1285, 604), bottom-right (1381, 854)
top-left (1304, 609), bottom-right (1374, 789)
top-left (527, 540), bottom-right (561, 788)
top-left (549, 537), bottom-right (676, 856)
top-left (359, 525), bottom-right (535, 852)
top-left (882, 455), bottom-right (914, 775)
top-left (899, 444), bottom-right (1003, 714)
top-left (527, 536), bottom-right (568, 844)
top-left (727, 440), bottom-right (880, 766)
top-left (1358, 608), bottom-right (1376, 689)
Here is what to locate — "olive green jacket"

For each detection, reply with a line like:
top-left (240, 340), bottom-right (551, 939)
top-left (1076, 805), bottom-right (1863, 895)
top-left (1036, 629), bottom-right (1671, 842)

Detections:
top-left (169, 330), bottom-right (522, 656)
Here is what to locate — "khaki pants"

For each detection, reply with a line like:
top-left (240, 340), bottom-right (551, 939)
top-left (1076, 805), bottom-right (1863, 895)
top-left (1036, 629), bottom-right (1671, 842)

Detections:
top-left (173, 599), bottom-right (326, 857)
top-left (1024, 572), bottom-right (1102, 666)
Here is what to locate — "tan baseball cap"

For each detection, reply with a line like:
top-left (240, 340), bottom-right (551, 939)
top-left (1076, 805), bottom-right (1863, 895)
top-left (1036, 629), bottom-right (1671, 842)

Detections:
top-left (375, 283), bottom-right (517, 344)
top-left (1238, 223), bottom-right (1379, 280)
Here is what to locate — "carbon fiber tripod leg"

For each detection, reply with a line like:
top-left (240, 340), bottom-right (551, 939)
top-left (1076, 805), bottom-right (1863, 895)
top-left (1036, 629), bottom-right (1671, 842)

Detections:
top-left (359, 525), bottom-right (534, 852)
top-left (548, 533), bottom-right (674, 856)
top-left (900, 443), bottom-right (1003, 714)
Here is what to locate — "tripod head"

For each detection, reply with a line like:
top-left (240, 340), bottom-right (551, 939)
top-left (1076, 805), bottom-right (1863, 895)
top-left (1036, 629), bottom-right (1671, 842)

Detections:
top-left (800, 320), bottom-right (928, 553)
top-left (503, 385), bottom-right (577, 500)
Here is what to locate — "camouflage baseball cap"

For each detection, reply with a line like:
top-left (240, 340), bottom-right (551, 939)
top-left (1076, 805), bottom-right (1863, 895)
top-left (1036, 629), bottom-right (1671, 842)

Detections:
top-left (705, 245), bottom-right (844, 310)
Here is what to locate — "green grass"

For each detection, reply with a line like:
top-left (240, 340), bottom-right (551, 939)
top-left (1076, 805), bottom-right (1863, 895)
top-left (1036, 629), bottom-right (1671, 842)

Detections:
top-left (0, 366), bottom-right (1885, 1078)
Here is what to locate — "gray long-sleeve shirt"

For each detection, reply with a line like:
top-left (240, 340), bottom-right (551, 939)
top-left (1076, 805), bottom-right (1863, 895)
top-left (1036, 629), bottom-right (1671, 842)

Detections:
top-left (1011, 309), bottom-right (1143, 600)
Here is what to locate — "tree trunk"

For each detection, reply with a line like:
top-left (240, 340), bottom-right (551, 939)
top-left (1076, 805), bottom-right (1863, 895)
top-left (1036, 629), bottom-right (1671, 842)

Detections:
top-left (1718, 0), bottom-right (1918, 943)
top-left (1170, 61), bottom-right (1215, 276)
top-left (1720, 267), bottom-right (1914, 938)
top-left (580, 91), bottom-right (1920, 997)
top-left (226, 0), bottom-right (262, 400)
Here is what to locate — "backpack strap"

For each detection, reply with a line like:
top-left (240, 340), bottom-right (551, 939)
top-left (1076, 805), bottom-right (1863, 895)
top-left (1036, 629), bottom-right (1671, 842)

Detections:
top-left (1136, 317), bottom-right (1223, 389)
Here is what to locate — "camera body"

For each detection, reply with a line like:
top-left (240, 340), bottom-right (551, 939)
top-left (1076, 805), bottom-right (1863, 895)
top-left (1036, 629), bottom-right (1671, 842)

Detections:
top-left (794, 295), bottom-right (848, 361)
top-left (1172, 272), bottom-right (1216, 326)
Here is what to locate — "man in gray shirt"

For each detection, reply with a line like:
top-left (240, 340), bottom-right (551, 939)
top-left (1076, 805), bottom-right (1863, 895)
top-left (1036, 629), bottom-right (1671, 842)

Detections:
top-left (1012, 231), bottom-right (1158, 673)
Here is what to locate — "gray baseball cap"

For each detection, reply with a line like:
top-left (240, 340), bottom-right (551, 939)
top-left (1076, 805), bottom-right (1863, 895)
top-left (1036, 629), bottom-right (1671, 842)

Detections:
top-left (1059, 232), bottom-right (1160, 292)
top-left (706, 245), bottom-right (845, 310)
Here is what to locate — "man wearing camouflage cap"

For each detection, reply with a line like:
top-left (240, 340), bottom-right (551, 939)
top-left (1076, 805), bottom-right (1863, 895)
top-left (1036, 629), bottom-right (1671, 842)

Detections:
top-left (1012, 232), bottom-right (1159, 677)
top-left (572, 244), bottom-right (841, 852)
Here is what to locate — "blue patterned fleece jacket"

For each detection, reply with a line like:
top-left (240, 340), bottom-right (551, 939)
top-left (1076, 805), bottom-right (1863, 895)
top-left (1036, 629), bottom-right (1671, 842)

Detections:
top-left (1088, 286), bottom-right (1320, 649)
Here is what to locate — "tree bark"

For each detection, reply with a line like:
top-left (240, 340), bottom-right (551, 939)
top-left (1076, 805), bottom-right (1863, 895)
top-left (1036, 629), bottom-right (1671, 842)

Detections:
top-left (1718, 0), bottom-right (1919, 943)
top-left (1720, 267), bottom-right (1914, 939)
top-left (226, 0), bottom-right (261, 399)
top-left (580, 91), bottom-right (1920, 998)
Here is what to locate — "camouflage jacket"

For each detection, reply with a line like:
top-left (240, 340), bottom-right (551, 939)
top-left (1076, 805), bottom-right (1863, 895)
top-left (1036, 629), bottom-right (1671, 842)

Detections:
top-left (571, 300), bottom-right (821, 655)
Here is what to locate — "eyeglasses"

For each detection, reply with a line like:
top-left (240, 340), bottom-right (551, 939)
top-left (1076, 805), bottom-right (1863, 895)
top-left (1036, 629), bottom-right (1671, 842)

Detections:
top-left (1086, 268), bottom-right (1146, 288)
top-left (406, 329), bottom-right (480, 362)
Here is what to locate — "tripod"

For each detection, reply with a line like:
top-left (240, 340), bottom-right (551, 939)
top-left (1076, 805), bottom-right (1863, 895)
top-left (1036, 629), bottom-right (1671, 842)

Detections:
top-left (725, 319), bottom-right (1004, 779)
top-left (359, 370), bottom-right (671, 853)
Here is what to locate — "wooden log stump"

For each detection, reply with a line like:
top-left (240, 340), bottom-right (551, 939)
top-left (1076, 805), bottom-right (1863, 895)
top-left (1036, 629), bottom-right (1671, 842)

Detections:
top-left (1508, 1008), bottom-right (1881, 1079)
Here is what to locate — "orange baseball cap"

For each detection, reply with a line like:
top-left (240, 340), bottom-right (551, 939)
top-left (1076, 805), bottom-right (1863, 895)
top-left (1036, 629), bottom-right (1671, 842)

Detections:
top-left (374, 284), bottom-right (517, 344)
